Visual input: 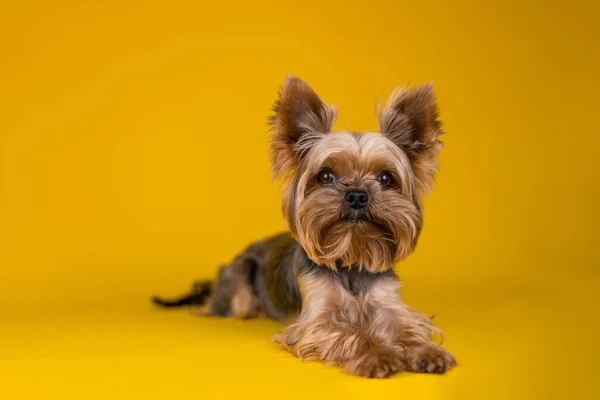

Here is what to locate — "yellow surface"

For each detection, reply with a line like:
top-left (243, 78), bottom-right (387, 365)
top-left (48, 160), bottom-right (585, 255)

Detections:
top-left (1, 0), bottom-right (599, 399)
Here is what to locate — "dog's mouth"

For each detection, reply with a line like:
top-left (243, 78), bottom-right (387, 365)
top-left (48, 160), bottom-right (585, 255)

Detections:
top-left (321, 215), bottom-right (389, 238)
top-left (343, 215), bottom-right (370, 224)
top-left (344, 216), bottom-right (388, 232)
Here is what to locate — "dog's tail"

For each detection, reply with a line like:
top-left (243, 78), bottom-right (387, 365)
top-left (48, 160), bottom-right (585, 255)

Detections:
top-left (152, 280), bottom-right (212, 308)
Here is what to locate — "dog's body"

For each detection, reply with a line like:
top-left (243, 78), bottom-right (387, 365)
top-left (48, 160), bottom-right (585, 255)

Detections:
top-left (153, 76), bottom-right (456, 378)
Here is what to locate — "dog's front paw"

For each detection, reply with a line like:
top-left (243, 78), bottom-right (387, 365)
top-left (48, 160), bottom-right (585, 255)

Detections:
top-left (345, 346), bottom-right (407, 378)
top-left (405, 343), bottom-right (457, 374)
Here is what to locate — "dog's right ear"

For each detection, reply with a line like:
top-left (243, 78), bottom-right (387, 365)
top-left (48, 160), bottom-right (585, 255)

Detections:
top-left (269, 75), bottom-right (337, 180)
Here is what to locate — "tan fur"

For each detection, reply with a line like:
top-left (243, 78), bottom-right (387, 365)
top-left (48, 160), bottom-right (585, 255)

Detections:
top-left (273, 272), bottom-right (406, 378)
top-left (288, 132), bottom-right (421, 272)
top-left (269, 75), bottom-right (337, 181)
top-left (273, 272), bottom-right (455, 377)
top-left (377, 83), bottom-right (444, 195)
top-left (270, 78), bottom-right (442, 273)
top-left (206, 255), bottom-right (264, 318)
top-left (231, 282), bottom-right (262, 319)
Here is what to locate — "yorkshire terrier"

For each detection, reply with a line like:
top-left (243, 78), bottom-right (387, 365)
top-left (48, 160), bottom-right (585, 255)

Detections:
top-left (152, 75), bottom-right (457, 378)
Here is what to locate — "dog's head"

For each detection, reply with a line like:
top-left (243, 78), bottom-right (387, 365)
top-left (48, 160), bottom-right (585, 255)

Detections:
top-left (269, 76), bottom-right (443, 272)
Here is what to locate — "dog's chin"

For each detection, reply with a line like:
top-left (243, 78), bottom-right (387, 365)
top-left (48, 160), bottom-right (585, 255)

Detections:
top-left (310, 216), bottom-right (396, 272)
top-left (341, 215), bottom-right (389, 233)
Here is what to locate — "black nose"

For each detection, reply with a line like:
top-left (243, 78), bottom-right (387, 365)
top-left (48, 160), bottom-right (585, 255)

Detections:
top-left (345, 191), bottom-right (368, 210)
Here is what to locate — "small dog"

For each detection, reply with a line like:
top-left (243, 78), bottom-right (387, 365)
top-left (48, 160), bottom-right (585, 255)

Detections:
top-left (153, 76), bottom-right (456, 378)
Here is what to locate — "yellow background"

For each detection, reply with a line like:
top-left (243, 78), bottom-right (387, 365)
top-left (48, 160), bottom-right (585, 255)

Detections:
top-left (1, 0), bottom-right (599, 398)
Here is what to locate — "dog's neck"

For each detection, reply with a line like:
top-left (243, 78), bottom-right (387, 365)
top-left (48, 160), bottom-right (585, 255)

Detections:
top-left (296, 246), bottom-right (398, 296)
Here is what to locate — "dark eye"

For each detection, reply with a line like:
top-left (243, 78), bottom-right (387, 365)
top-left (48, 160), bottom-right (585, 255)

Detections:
top-left (318, 169), bottom-right (336, 184)
top-left (376, 171), bottom-right (393, 188)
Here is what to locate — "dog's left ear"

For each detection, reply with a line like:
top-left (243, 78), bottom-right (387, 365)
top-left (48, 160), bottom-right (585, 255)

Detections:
top-left (269, 75), bottom-right (337, 180)
top-left (378, 82), bottom-right (444, 195)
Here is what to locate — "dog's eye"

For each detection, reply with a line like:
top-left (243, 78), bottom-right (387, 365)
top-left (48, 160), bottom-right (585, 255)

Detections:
top-left (318, 169), bottom-right (336, 185)
top-left (376, 171), bottom-right (393, 188)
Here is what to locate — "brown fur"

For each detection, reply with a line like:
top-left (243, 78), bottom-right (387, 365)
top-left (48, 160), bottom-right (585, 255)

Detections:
top-left (377, 83), bottom-right (444, 195)
top-left (273, 269), bottom-right (455, 377)
top-left (153, 76), bottom-right (455, 378)
top-left (269, 75), bottom-right (338, 181)
top-left (286, 132), bottom-right (421, 272)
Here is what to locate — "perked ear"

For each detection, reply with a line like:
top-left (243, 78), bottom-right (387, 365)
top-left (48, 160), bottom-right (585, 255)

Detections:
top-left (269, 75), bottom-right (337, 180)
top-left (377, 82), bottom-right (444, 194)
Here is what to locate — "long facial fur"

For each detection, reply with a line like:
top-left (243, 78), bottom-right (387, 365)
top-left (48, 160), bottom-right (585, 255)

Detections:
top-left (270, 75), bottom-right (442, 273)
top-left (291, 133), bottom-right (421, 272)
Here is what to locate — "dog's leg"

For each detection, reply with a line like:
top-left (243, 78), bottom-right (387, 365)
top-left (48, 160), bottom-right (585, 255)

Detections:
top-left (273, 272), bottom-right (406, 378)
top-left (365, 275), bottom-right (457, 374)
top-left (207, 253), bottom-right (263, 319)
top-left (154, 252), bottom-right (264, 318)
